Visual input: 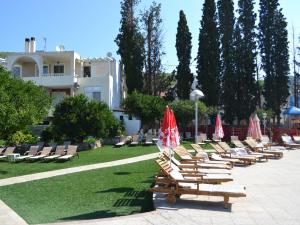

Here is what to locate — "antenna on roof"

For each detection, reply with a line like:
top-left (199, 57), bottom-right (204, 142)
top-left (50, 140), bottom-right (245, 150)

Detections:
top-left (43, 37), bottom-right (47, 51)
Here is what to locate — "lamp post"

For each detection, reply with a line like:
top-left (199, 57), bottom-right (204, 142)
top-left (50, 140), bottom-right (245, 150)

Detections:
top-left (262, 112), bottom-right (267, 135)
top-left (190, 89), bottom-right (204, 143)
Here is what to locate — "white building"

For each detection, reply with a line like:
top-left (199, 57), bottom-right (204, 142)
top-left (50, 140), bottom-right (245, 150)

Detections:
top-left (3, 37), bottom-right (141, 134)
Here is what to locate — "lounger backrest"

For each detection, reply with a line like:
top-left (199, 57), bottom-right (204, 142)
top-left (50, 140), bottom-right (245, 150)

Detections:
top-left (28, 146), bottom-right (39, 155)
top-left (132, 134), bottom-right (139, 142)
top-left (41, 147), bottom-right (52, 156)
top-left (244, 139), bottom-right (255, 147)
top-left (55, 145), bottom-right (66, 155)
top-left (232, 140), bottom-right (245, 148)
top-left (66, 145), bottom-right (78, 155)
top-left (218, 142), bottom-right (231, 152)
top-left (4, 147), bottom-right (15, 155)
top-left (210, 143), bottom-right (226, 154)
top-left (293, 136), bottom-right (300, 142)
top-left (199, 133), bottom-right (207, 141)
top-left (282, 135), bottom-right (292, 143)
top-left (190, 144), bottom-right (204, 153)
top-left (146, 134), bottom-right (152, 142)
top-left (231, 136), bottom-right (239, 141)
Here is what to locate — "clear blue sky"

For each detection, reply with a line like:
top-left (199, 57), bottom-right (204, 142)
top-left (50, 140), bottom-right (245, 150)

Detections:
top-left (0, 0), bottom-right (298, 73)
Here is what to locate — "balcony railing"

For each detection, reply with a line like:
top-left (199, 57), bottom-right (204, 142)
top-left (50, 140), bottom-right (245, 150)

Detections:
top-left (41, 73), bottom-right (67, 77)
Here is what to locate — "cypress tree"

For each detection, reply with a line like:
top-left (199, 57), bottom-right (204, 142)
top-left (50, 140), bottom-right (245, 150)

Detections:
top-left (175, 10), bottom-right (193, 99)
top-left (217, 0), bottom-right (235, 124)
top-left (236, 0), bottom-right (258, 122)
top-left (196, 0), bottom-right (221, 107)
top-left (141, 2), bottom-right (164, 96)
top-left (115, 0), bottom-right (145, 94)
top-left (259, 0), bottom-right (289, 124)
top-left (233, 24), bottom-right (245, 123)
top-left (273, 9), bottom-right (290, 123)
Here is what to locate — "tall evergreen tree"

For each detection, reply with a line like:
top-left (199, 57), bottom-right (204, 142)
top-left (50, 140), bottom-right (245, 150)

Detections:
top-left (236, 0), bottom-right (258, 122)
top-left (175, 10), bottom-right (193, 99)
top-left (217, 0), bottom-right (235, 124)
top-left (115, 0), bottom-right (145, 94)
top-left (141, 2), bottom-right (164, 96)
top-left (233, 24), bottom-right (245, 123)
top-left (259, 0), bottom-right (290, 124)
top-left (196, 0), bottom-right (221, 106)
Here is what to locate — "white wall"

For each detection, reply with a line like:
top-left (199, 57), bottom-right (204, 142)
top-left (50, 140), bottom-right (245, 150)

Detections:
top-left (113, 111), bottom-right (141, 135)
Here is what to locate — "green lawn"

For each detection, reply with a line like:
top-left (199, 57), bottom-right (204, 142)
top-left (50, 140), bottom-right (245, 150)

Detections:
top-left (0, 160), bottom-right (158, 224)
top-left (0, 145), bottom-right (158, 179)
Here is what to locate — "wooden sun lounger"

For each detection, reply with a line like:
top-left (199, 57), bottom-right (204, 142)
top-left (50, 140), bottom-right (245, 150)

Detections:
top-left (244, 139), bottom-right (283, 159)
top-left (161, 151), bottom-right (232, 175)
top-left (57, 145), bottom-right (78, 160)
top-left (44, 145), bottom-right (66, 160)
top-left (0, 147), bottom-right (16, 159)
top-left (210, 143), bottom-right (256, 166)
top-left (115, 136), bottom-right (127, 147)
top-left (281, 135), bottom-right (300, 149)
top-left (150, 159), bottom-right (246, 208)
top-left (231, 140), bottom-right (273, 161)
top-left (129, 134), bottom-right (139, 146)
top-left (157, 158), bottom-right (233, 184)
top-left (191, 144), bottom-right (240, 165)
top-left (174, 146), bottom-right (232, 169)
top-left (218, 141), bottom-right (266, 161)
top-left (16, 146), bottom-right (39, 160)
top-left (29, 147), bottom-right (52, 160)
top-left (144, 134), bottom-right (153, 145)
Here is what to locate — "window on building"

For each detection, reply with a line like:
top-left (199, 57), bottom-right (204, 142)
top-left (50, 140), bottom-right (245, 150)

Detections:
top-left (83, 66), bottom-right (91, 77)
top-left (119, 115), bottom-right (124, 121)
top-left (92, 92), bottom-right (101, 102)
top-left (84, 87), bottom-right (102, 102)
top-left (12, 66), bottom-right (21, 77)
top-left (43, 65), bottom-right (49, 75)
top-left (54, 65), bottom-right (64, 74)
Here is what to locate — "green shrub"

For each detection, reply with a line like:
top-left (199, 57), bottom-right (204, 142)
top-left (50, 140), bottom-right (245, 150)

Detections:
top-left (51, 94), bottom-right (119, 142)
top-left (123, 91), bottom-right (166, 128)
top-left (0, 66), bottom-right (52, 139)
top-left (10, 131), bottom-right (38, 145)
top-left (0, 139), bottom-right (6, 147)
top-left (83, 137), bottom-right (97, 144)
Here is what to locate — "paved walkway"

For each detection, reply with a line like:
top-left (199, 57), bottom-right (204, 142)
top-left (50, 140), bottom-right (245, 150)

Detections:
top-left (0, 153), bottom-right (158, 187)
top-left (2, 150), bottom-right (300, 225)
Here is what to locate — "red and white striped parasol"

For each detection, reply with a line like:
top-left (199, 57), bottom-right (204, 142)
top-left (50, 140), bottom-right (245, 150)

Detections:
top-left (247, 116), bottom-right (255, 137)
top-left (214, 114), bottom-right (224, 140)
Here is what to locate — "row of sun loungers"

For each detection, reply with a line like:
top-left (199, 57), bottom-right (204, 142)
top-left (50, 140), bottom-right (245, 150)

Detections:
top-left (114, 134), bottom-right (155, 147)
top-left (151, 136), bottom-right (291, 208)
top-left (0, 145), bottom-right (78, 161)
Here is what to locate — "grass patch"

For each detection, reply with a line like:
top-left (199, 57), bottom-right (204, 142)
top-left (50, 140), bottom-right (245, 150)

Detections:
top-left (0, 145), bottom-right (158, 179)
top-left (0, 160), bottom-right (158, 224)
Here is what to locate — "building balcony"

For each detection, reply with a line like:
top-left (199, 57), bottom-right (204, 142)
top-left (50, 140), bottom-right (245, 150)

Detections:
top-left (22, 73), bottom-right (78, 87)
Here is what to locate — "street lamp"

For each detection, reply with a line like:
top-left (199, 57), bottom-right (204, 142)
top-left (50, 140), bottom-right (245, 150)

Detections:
top-left (262, 112), bottom-right (267, 135)
top-left (190, 89), bottom-right (204, 143)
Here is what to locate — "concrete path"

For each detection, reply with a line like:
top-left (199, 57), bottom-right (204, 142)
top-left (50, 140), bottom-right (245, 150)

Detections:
top-left (0, 200), bottom-right (27, 225)
top-left (0, 153), bottom-right (158, 187)
top-left (42, 149), bottom-right (300, 225)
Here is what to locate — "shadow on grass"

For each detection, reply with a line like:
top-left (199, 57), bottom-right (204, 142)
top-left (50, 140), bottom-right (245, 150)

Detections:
top-left (96, 187), bottom-right (134, 193)
top-left (60, 210), bottom-right (117, 221)
top-left (114, 172), bottom-right (131, 175)
top-left (97, 187), bottom-right (154, 213)
top-left (0, 170), bottom-right (8, 174)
